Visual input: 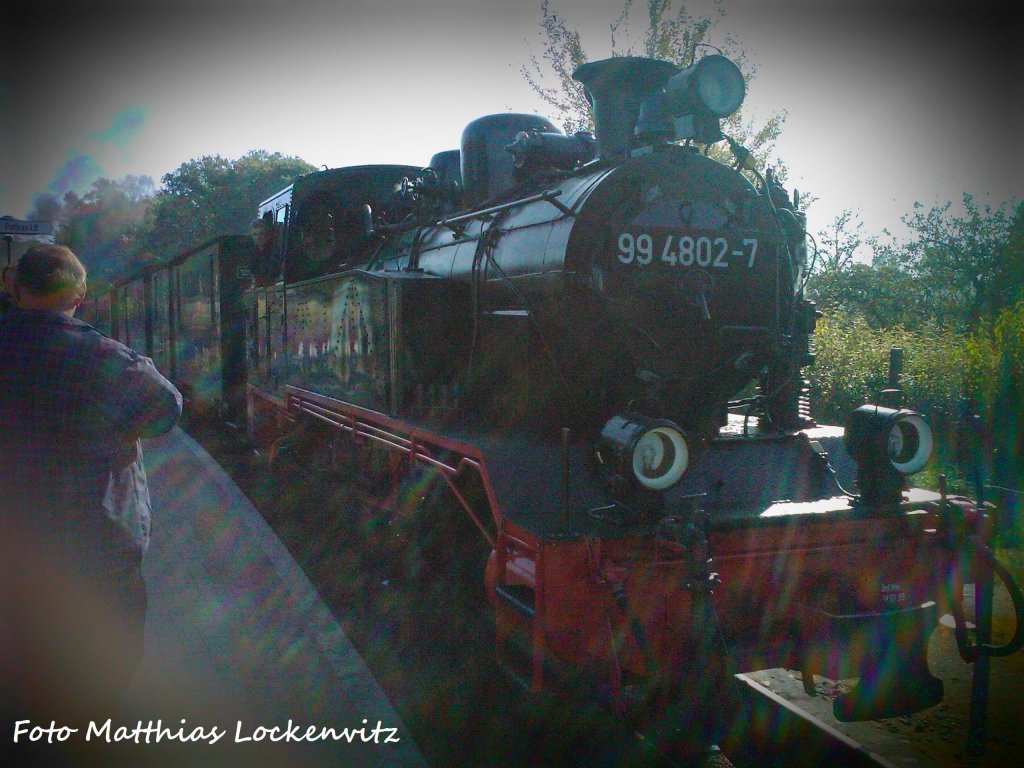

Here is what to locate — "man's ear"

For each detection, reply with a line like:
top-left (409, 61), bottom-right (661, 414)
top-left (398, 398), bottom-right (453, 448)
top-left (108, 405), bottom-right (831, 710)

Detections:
top-left (59, 284), bottom-right (86, 314)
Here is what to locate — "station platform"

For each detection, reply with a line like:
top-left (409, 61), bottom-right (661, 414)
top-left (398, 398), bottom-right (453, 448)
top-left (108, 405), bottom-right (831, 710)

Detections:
top-left (19, 427), bottom-right (428, 767)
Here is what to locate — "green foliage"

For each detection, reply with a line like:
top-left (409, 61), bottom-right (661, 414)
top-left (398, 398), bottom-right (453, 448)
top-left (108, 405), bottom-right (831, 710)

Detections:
top-left (808, 198), bottom-right (1023, 332)
top-left (811, 209), bottom-right (867, 273)
top-left (961, 301), bottom-right (1024, 421)
top-left (521, 0), bottom-right (591, 133)
top-left (808, 262), bottom-right (929, 329)
top-left (143, 150), bottom-right (315, 257)
top-left (806, 209), bottom-right (926, 328)
top-left (875, 196), bottom-right (1024, 329)
top-left (806, 200), bottom-right (1022, 487)
top-left (33, 151), bottom-right (314, 279)
top-left (618, 0), bottom-right (722, 63)
top-left (809, 305), bottom-right (1023, 492)
top-left (808, 312), bottom-right (967, 423)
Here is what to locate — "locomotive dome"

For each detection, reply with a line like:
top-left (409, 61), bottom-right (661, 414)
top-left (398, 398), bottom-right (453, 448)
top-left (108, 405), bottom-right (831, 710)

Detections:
top-left (461, 113), bottom-right (564, 207)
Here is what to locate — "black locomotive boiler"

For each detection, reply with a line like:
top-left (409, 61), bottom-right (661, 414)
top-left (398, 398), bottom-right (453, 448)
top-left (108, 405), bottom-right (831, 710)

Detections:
top-left (96, 53), bottom-right (1021, 763)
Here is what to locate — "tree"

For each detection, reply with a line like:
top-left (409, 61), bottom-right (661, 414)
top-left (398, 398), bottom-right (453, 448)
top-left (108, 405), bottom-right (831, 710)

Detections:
top-left (44, 176), bottom-right (155, 282)
top-left (809, 261), bottom-right (926, 329)
top-left (989, 202), bottom-right (1024, 315)
top-left (521, 0), bottom-right (785, 164)
top-left (143, 150), bottom-right (315, 257)
top-left (812, 209), bottom-right (868, 274)
top-left (808, 199), bottom-right (1024, 331)
top-left (803, 209), bottom-right (925, 327)
top-left (875, 195), bottom-right (1023, 329)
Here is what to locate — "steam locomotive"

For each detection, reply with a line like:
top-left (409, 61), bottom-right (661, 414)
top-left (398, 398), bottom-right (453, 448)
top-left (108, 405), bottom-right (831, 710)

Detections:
top-left (84, 54), bottom-right (1021, 760)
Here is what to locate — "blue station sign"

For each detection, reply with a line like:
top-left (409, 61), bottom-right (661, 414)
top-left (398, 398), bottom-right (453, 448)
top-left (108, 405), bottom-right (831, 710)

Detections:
top-left (0, 217), bottom-right (53, 236)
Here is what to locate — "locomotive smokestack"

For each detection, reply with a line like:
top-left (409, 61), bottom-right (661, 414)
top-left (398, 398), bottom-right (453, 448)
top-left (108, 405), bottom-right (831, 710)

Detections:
top-left (572, 57), bottom-right (678, 158)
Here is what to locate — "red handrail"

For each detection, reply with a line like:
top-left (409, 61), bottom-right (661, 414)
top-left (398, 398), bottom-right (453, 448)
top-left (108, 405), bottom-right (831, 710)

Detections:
top-left (285, 385), bottom-right (501, 548)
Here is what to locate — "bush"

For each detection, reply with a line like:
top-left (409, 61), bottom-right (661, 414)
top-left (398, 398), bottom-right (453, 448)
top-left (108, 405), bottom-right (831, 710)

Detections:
top-left (963, 302), bottom-right (1024, 502)
top-left (808, 312), bottom-right (967, 424)
top-left (808, 306), bottom-right (1023, 499)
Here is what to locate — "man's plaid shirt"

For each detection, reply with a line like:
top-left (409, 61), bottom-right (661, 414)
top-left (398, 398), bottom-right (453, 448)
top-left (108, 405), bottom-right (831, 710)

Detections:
top-left (0, 308), bottom-right (182, 566)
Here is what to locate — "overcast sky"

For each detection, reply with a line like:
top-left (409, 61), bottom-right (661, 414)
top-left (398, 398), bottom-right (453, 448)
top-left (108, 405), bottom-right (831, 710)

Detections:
top-left (2, 0), bottom-right (1021, 242)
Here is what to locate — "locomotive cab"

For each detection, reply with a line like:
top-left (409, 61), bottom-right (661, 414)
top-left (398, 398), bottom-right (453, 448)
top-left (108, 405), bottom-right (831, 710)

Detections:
top-left (280, 165), bottom-right (421, 284)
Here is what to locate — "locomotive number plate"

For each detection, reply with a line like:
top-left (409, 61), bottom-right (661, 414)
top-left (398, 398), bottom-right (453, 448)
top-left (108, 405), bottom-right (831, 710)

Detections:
top-left (616, 232), bottom-right (758, 269)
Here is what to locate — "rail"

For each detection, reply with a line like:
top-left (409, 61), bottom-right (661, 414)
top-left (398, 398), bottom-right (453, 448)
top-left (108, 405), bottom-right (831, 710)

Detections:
top-left (439, 189), bottom-right (573, 231)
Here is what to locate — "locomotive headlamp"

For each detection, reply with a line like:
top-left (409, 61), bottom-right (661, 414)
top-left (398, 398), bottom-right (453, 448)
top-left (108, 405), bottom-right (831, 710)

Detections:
top-left (598, 414), bottom-right (690, 492)
top-left (845, 405), bottom-right (934, 505)
top-left (846, 405), bottom-right (933, 475)
top-left (665, 54), bottom-right (746, 118)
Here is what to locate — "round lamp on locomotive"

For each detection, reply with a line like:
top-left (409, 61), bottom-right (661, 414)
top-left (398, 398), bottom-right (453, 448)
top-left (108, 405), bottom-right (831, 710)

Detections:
top-left (572, 54), bottom-right (747, 155)
top-left (664, 54), bottom-right (746, 144)
top-left (845, 405), bottom-right (934, 506)
top-left (597, 414), bottom-right (691, 496)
